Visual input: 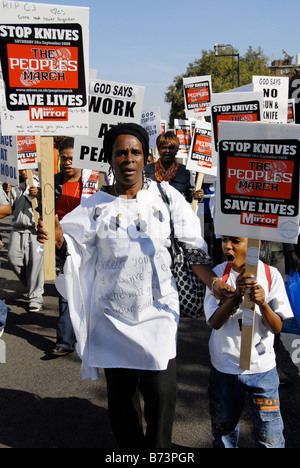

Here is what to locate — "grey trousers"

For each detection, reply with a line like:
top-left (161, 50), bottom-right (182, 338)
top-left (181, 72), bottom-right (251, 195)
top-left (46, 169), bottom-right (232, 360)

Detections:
top-left (8, 229), bottom-right (44, 308)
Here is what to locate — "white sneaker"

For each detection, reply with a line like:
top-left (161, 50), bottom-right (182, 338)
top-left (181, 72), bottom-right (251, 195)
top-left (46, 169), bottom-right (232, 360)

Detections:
top-left (0, 329), bottom-right (4, 338)
top-left (29, 305), bottom-right (43, 313)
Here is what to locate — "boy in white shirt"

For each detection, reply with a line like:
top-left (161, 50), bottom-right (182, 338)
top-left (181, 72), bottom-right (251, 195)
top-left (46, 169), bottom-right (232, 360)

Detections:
top-left (204, 236), bottom-right (293, 448)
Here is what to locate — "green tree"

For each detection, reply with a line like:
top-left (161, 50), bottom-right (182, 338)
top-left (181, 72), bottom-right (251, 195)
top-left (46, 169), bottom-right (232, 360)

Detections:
top-left (165, 46), bottom-right (271, 128)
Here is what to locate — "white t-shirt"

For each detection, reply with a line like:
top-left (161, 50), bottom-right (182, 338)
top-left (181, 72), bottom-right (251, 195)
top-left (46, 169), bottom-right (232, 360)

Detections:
top-left (204, 261), bottom-right (293, 375)
top-left (56, 181), bottom-right (207, 380)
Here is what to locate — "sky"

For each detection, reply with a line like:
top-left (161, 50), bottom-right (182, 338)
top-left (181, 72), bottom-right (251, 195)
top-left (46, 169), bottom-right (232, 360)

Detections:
top-left (24, 0), bottom-right (300, 120)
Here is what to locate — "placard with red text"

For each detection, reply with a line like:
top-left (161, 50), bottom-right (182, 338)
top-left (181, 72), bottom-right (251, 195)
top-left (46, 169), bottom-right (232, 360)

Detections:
top-left (215, 121), bottom-right (300, 243)
top-left (0, 2), bottom-right (89, 136)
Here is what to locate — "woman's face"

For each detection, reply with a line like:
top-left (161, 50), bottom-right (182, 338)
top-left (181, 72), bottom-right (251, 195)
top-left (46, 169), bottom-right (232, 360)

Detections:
top-left (111, 134), bottom-right (144, 188)
top-left (158, 141), bottom-right (178, 167)
top-left (60, 147), bottom-right (75, 177)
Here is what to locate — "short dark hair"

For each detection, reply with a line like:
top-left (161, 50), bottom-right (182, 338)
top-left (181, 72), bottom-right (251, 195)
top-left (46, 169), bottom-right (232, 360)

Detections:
top-left (104, 123), bottom-right (149, 165)
top-left (58, 137), bottom-right (74, 153)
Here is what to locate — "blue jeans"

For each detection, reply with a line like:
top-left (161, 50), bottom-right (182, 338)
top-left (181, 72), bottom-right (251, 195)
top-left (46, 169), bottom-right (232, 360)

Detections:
top-left (208, 366), bottom-right (285, 448)
top-left (56, 295), bottom-right (75, 351)
top-left (0, 300), bottom-right (7, 334)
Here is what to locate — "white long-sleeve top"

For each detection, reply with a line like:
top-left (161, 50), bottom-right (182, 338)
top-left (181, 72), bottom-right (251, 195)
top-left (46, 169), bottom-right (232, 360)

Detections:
top-left (55, 180), bottom-right (208, 380)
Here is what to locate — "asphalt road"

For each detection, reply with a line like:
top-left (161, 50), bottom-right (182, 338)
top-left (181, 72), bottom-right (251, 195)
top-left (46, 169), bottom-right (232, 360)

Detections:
top-left (0, 216), bottom-right (299, 449)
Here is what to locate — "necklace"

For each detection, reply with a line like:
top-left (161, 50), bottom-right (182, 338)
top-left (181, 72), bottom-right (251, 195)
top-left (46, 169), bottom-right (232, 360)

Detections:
top-left (113, 182), bottom-right (143, 199)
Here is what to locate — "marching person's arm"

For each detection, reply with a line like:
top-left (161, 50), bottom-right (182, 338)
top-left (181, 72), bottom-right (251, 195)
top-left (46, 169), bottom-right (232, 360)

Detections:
top-left (37, 214), bottom-right (65, 250)
top-left (0, 203), bottom-right (11, 219)
top-left (191, 264), bottom-right (235, 301)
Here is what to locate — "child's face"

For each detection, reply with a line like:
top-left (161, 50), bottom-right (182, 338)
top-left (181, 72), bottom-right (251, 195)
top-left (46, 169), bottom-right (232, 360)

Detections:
top-left (221, 236), bottom-right (248, 272)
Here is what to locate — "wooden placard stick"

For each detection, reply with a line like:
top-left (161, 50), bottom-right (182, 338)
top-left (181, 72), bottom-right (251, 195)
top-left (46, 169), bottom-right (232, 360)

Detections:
top-left (239, 238), bottom-right (260, 370)
top-left (36, 136), bottom-right (56, 281)
top-left (98, 172), bottom-right (105, 190)
top-left (26, 169), bottom-right (39, 229)
top-left (192, 172), bottom-right (204, 212)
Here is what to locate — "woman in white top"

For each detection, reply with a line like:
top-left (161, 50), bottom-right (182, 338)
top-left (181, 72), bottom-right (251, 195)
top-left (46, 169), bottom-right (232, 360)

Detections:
top-left (37, 123), bottom-right (231, 449)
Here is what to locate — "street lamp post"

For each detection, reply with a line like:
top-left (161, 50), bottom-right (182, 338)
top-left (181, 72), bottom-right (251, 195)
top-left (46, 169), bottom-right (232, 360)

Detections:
top-left (214, 43), bottom-right (240, 88)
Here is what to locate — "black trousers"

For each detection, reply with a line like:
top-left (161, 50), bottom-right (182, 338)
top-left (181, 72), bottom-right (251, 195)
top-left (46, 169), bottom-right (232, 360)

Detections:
top-left (104, 358), bottom-right (177, 449)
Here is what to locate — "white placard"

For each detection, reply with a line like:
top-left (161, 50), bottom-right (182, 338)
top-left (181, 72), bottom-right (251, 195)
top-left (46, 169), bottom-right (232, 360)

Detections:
top-left (211, 91), bottom-right (263, 165)
top-left (183, 76), bottom-right (212, 118)
top-left (0, 116), bottom-right (18, 185)
top-left (252, 76), bottom-right (289, 124)
top-left (186, 120), bottom-right (216, 176)
top-left (0, 1), bottom-right (89, 136)
top-left (288, 98), bottom-right (295, 124)
top-left (174, 119), bottom-right (191, 159)
top-left (72, 80), bottom-right (145, 172)
top-left (215, 121), bottom-right (300, 244)
top-left (140, 107), bottom-right (161, 150)
top-left (17, 136), bottom-right (38, 169)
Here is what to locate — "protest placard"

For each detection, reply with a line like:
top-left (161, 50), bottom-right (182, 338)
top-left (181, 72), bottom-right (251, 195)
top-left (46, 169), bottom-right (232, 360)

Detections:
top-left (17, 136), bottom-right (38, 169)
top-left (216, 120), bottom-right (300, 369)
top-left (186, 120), bottom-right (215, 175)
top-left (186, 120), bottom-right (215, 211)
top-left (0, 1), bottom-right (89, 136)
top-left (252, 76), bottom-right (289, 124)
top-left (215, 120), bottom-right (300, 244)
top-left (140, 107), bottom-right (161, 150)
top-left (211, 91), bottom-right (263, 164)
top-left (183, 76), bottom-right (212, 118)
top-left (73, 80), bottom-right (145, 172)
top-left (174, 119), bottom-right (191, 159)
top-left (0, 116), bottom-right (18, 186)
top-left (288, 99), bottom-right (295, 124)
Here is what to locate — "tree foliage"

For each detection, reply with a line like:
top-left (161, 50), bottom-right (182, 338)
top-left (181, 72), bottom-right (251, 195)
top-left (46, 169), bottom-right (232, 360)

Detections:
top-left (165, 46), bottom-right (271, 127)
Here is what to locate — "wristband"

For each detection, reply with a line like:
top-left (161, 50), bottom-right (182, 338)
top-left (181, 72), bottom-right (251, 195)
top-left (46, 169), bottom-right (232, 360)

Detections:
top-left (211, 278), bottom-right (219, 297)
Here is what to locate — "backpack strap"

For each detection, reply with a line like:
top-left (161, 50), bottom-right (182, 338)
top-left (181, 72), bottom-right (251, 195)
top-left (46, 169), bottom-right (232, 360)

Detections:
top-left (222, 262), bottom-right (271, 292)
top-left (263, 263), bottom-right (271, 292)
top-left (222, 263), bottom-right (231, 283)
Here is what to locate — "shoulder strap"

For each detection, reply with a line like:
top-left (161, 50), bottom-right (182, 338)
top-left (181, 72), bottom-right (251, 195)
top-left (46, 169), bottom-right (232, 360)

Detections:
top-left (222, 263), bottom-right (231, 283)
top-left (222, 262), bottom-right (271, 292)
top-left (263, 263), bottom-right (271, 292)
top-left (157, 182), bottom-right (180, 256)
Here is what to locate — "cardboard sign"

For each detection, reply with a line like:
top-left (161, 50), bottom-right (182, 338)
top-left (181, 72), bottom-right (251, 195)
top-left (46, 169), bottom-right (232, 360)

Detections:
top-left (186, 120), bottom-right (216, 176)
top-left (73, 80), bottom-right (145, 172)
top-left (0, 2), bottom-right (89, 135)
top-left (161, 120), bottom-right (166, 134)
top-left (252, 76), bottom-right (289, 124)
top-left (0, 116), bottom-right (18, 185)
top-left (288, 99), bottom-right (295, 124)
top-left (174, 119), bottom-right (191, 158)
top-left (183, 76), bottom-right (212, 118)
top-left (140, 107), bottom-right (161, 150)
top-left (17, 135), bottom-right (38, 169)
top-left (211, 91), bottom-right (263, 164)
top-left (215, 121), bottom-right (300, 244)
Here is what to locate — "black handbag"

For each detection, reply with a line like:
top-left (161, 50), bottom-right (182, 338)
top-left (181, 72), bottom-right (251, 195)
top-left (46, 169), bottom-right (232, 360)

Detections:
top-left (157, 183), bottom-right (205, 318)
